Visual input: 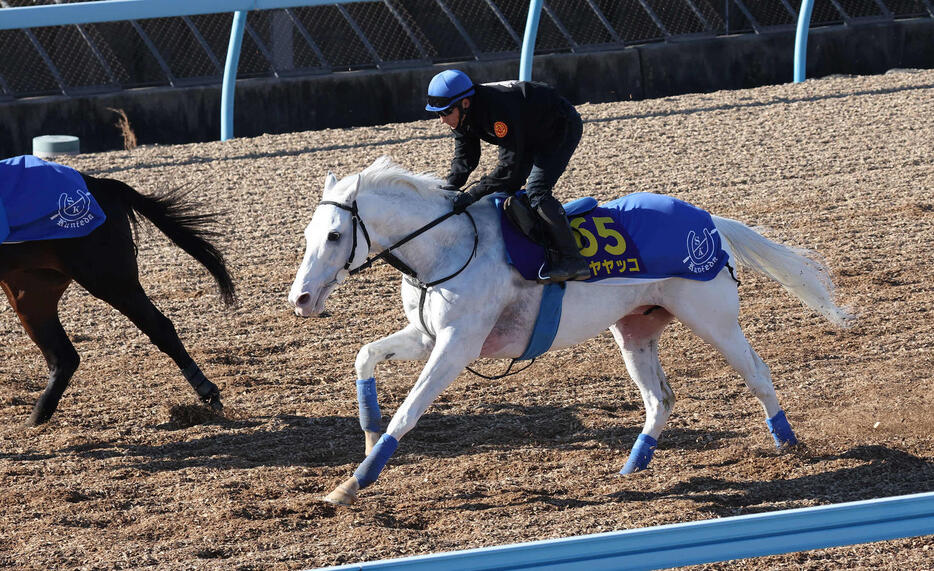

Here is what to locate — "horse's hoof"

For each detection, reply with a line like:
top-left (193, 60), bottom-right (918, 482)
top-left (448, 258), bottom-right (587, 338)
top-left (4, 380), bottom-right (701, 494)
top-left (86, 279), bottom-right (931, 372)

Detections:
top-left (322, 477), bottom-right (359, 506)
top-left (27, 408), bottom-right (52, 427)
top-left (202, 392), bottom-right (223, 412)
top-left (776, 440), bottom-right (800, 452)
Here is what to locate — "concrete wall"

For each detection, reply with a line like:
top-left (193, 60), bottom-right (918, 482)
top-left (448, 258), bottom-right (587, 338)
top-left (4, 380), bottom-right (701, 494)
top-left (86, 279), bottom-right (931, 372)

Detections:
top-left (2, 18), bottom-right (932, 158)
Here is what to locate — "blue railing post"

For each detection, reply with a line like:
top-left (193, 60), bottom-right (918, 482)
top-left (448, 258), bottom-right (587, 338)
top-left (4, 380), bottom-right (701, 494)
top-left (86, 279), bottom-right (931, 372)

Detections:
top-left (221, 10), bottom-right (248, 141)
top-left (794, 0), bottom-right (815, 83)
top-left (518, 0), bottom-right (543, 81)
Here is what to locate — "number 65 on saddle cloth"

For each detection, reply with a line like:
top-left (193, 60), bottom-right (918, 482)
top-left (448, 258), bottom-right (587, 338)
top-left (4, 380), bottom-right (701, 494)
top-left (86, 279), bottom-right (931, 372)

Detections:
top-left (0, 155), bottom-right (106, 244)
top-left (497, 191), bottom-right (730, 284)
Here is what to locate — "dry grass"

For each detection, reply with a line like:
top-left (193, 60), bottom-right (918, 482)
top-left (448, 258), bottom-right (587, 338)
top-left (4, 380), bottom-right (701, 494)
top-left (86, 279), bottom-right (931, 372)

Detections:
top-left (106, 107), bottom-right (137, 151)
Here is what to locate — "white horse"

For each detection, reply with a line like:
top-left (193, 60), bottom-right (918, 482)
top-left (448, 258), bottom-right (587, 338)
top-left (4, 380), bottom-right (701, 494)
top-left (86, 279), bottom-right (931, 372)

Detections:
top-left (288, 157), bottom-right (851, 505)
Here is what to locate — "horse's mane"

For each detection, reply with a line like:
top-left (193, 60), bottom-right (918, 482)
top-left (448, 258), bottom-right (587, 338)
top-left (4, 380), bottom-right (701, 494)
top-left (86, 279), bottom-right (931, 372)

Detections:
top-left (358, 156), bottom-right (446, 201)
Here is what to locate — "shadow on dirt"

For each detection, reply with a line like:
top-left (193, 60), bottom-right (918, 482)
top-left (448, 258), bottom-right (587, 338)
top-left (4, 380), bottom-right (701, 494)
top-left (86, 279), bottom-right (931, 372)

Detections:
top-left (400, 403), bottom-right (741, 461)
top-left (3, 413), bottom-right (929, 526)
top-left (609, 445), bottom-right (934, 516)
top-left (13, 407), bottom-right (920, 516)
top-left (0, 404), bottom-right (738, 472)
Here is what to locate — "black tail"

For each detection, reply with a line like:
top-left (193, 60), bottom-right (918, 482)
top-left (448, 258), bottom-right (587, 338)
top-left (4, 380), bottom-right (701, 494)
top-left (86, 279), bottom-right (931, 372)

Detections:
top-left (96, 177), bottom-right (236, 305)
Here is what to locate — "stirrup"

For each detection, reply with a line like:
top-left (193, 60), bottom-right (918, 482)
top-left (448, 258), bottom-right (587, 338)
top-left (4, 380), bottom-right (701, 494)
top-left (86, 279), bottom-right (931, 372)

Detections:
top-left (537, 261), bottom-right (590, 283)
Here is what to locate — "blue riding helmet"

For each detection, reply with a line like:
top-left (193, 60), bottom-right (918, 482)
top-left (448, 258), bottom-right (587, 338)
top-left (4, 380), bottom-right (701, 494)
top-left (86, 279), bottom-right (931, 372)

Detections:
top-left (426, 69), bottom-right (475, 112)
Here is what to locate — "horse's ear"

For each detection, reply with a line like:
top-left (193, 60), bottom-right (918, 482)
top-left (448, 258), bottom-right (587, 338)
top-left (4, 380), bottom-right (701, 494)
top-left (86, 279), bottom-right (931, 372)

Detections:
top-left (349, 174), bottom-right (362, 198)
top-left (324, 172), bottom-right (338, 191)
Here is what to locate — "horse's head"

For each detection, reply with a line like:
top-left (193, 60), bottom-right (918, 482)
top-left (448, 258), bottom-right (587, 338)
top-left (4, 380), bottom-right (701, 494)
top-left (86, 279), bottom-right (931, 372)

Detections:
top-left (289, 157), bottom-right (454, 317)
top-left (288, 172), bottom-right (365, 317)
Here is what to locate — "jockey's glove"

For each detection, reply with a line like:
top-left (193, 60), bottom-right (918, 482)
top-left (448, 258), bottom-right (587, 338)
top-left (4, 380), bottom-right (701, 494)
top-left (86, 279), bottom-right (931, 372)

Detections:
top-left (451, 191), bottom-right (477, 214)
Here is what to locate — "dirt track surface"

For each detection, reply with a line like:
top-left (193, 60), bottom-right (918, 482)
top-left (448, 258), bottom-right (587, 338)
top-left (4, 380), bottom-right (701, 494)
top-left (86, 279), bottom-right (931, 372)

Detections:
top-left (2, 69), bottom-right (933, 570)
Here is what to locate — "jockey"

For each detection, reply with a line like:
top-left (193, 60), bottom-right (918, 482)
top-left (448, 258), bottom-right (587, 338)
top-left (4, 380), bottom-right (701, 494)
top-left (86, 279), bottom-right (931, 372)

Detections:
top-left (426, 69), bottom-right (590, 282)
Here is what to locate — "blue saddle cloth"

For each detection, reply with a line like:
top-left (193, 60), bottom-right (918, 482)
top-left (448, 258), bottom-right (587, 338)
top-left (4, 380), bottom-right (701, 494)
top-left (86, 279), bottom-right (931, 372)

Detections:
top-left (0, 155), bottom-right (106, 243)
top-left (496, 191), bottom-right (729, 283)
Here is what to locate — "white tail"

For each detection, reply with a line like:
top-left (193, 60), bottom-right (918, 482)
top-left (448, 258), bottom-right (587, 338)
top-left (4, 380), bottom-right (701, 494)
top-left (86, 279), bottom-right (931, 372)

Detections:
top-left (713, 215), bottom-right (853, 328)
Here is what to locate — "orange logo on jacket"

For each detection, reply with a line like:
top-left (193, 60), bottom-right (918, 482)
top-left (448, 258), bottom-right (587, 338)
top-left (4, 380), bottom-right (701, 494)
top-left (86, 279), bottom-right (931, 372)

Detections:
top-left (493, 121), bottom-right (508, 138)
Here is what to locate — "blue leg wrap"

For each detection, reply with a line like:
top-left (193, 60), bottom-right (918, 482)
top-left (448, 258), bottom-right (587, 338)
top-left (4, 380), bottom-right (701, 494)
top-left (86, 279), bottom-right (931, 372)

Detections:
top-left (620, 434), bottom-right (657, 475)
top-left (766, 410), bottom-right (798, 447)
top-left (356, 378), bottom-right (382, 433)
top-left (353, 434), bottom-right (398, 489)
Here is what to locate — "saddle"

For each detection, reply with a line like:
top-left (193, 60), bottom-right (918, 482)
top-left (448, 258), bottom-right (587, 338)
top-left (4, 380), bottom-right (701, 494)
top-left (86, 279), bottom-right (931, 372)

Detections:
top-left (500, 193), bottom-right (599, 358)
top-left (503, 193), bottom-right (598, 243)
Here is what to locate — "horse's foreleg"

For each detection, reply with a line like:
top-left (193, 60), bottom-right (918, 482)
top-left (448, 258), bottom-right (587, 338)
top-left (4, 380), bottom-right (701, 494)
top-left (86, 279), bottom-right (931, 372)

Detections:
top-left (325, 330), bottom-right (477, 505)
top-left (668, 275), bottom-right (797, 449)
top-left (610, 308), bottom-right (674, 474)
top-left (2, 274), bottom-right (77, 426)
top-left (354, 324), bottom-right (433, 454)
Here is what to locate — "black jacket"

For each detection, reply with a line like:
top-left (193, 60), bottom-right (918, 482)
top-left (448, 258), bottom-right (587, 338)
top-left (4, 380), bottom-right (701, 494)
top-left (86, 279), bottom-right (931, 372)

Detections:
top-left (446, 81), bottom-right (574, 198)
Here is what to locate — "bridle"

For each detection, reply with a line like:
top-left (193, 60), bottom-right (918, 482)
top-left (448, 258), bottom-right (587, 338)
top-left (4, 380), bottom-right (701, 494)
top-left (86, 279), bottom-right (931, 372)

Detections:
top-left (317, 199), bottom-right (479, 289)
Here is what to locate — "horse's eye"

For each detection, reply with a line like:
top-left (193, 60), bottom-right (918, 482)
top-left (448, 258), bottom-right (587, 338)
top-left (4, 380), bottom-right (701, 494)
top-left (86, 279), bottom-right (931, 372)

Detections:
top-left (327, 231), bottom-right (341, 242)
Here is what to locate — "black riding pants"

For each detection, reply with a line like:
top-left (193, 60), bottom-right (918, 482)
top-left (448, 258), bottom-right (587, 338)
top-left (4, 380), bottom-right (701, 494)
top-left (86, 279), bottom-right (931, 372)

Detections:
top-left (524, 105), bottom-right (583, 210)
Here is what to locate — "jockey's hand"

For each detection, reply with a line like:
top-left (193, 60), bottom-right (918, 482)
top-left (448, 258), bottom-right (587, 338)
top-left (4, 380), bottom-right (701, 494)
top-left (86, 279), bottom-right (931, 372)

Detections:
top-left (451, 191), bottom-right (476, 214)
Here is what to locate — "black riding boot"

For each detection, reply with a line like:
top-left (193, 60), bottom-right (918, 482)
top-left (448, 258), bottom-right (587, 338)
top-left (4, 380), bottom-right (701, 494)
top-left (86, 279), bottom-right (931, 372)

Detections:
top-left (535, 196), bottom-right (591, 282)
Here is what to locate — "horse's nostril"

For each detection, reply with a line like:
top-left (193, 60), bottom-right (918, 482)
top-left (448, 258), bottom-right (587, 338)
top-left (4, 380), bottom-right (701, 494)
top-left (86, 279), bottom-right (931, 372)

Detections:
top-left (297, 293), bottom-right (311, 306)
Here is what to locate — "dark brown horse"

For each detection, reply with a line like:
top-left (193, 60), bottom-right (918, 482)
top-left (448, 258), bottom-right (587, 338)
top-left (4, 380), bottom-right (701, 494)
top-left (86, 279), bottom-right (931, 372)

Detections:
top-left (0, 173), bottom-right (235, 426)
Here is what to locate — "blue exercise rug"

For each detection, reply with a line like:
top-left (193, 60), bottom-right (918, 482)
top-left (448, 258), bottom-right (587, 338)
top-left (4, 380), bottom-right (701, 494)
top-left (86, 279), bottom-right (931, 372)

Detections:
top-left (497, 191), bottom-right (729, 284)
top-left (0, 155), bottom-right (106, 244)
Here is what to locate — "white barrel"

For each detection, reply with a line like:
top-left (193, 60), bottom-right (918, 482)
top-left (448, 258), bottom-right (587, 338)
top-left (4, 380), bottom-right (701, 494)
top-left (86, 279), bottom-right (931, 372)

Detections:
top-left (32, 135), bottom-right (80, 158)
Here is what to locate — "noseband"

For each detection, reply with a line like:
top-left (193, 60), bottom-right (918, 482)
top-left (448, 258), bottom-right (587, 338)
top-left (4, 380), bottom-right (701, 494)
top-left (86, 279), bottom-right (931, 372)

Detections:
top-left (318, 199), bottom-right (479, 288)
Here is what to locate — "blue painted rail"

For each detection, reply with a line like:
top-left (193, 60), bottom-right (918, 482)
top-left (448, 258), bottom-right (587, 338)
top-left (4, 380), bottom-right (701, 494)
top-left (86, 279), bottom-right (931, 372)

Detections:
top-left (0, 0), bottom-right (822, 125)
top-left (519, 0), bottom-right (543, 82)
top-left (0, 0), bottom-right (377, 140)
top-left (0, 0), bottom-right (340, 31)
top-left (0, 0), bottom-right (545, 140)
top-left (316, 491), bottom-right (934, 570)
top-left (794, 0), bottom-right (816, 83)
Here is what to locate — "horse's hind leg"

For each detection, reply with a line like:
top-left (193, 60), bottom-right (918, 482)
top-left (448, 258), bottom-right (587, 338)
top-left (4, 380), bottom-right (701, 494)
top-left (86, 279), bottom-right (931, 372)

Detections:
top-left (354, 324), bottom-right (433, 456)
top-left (666, 274), bottom-right (797, 449)
top-left (2, 272), bottom-right (79, 426)
top-left (609, 307), bottom-right (675, 474)
top-left (69, 266), bottom-right (222, 411)
top-left (61, 220), bottom-right (223, 411)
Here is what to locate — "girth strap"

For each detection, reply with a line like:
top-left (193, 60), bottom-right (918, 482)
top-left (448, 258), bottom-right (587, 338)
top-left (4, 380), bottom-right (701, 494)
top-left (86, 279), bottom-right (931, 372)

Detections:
top-left (408, 276), bottom-right (535, 381)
